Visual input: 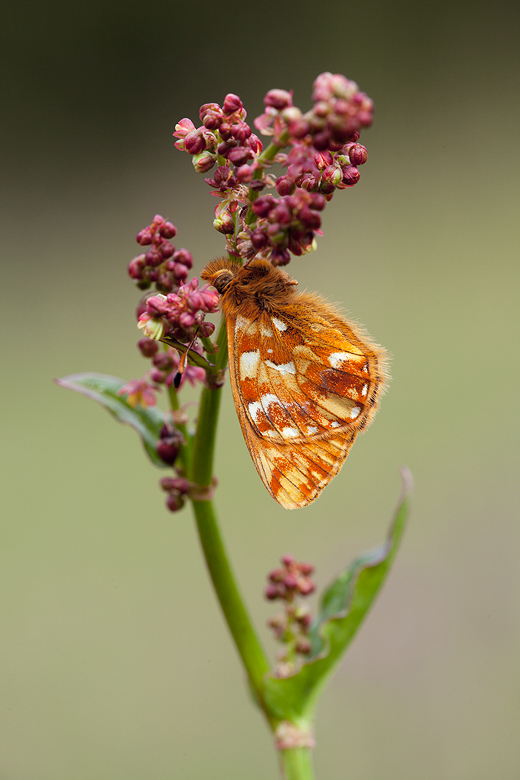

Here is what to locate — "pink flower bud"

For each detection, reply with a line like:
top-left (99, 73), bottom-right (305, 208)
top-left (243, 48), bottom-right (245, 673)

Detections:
top-left (159, 241), bottom-right (175, 259)
top-left (281, 555), bottom-right (295, 566)
top-left (271, 249), bottom-right (291, 266)
top-left (137, 338), bottom-right (159, 358)
top-left (232, 121), bottom-right (252, 143)
top-left (245, 134), bottom-right (263, 154)
top-left (146, 294), bottom-right (169, 316)
top-left (185, 129), bottom-right (206, 155)
top-left (136, 228), bottom-right (153, 246)
top-left (144, 248), bottom-right (162, 267)
top-left (251, 228), bottom-right (268, 250)
top-left (341, 165), bottom-right (360, 187)
top-left (348, 143), bottom-right (368, 165)
top-left (264, 89), bottom-right (293, 110)
top-left (213, 213), bottom-right (235, 234)
top-left (156, 436), bottom-right (180, 465)
top-left (153, 353), bottom-right (174, 371)
top-left (198, 321), bottom-right (215, 338)
top-left (179, 311), bottom-right (196, 328)
top-left (236, 164), bottom-right (253, 183)
top-left (128, 255), bottom-right (145, 279)
top-left (159, 220), bottom-right (177, 238)
top-left (298, 580), bottom-right (315, 596)
top-left (223, 93), bottom-right (243, 115)
top-left (284, 574), bottom-right (298, 589)
top-left (172, 249), bottom-right (193, 268)
top-left (265, 584), bottom-right (280, 600)
top-left (228, 146), bottom-right (252, 166)
top-left (276, 176), bottom-right (296, 196)
top-left (166, 492), bottom-right (185, 512)
top-left (288, 118), bottom-right (310, 138)
top-left (192, 151), bottom-right (216, 173)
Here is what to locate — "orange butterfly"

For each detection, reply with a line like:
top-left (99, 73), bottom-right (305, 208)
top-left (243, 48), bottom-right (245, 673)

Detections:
top-left (201, 258), bottom-right (388, 510)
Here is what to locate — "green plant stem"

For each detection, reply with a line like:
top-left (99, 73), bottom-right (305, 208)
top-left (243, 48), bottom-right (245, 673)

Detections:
top-left (279, 747), bottom-right (315, 780)
top-left (183, 321), bottom-right (275, 723)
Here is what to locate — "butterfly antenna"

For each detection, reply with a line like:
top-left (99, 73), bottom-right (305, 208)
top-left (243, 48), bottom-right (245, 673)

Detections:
top-left (173, 329), bottom-right (199, 389)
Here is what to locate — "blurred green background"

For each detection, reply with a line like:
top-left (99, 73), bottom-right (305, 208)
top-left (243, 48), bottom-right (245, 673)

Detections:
top-left (2, 0), bottom-right (519, 777)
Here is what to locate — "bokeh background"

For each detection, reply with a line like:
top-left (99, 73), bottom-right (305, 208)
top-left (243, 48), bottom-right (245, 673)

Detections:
top-left (2, 0), bottom-right (519, 777)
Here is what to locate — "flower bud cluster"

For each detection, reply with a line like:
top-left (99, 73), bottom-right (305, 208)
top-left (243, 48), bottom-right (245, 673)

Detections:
top-left (137, 278), bottom-right (219, 344)
top-left (128, 214), bottom-right (193, 294)
top-left (238, 189), bottom-right (324, 265)
top-left (256, 73), bottom-right (373, 151)
top-left (173, 73), bottom-right (372, 267)
top-left (160, 473), bottom-right (191, 512)
top-left (266, 555), bottom-right (316, 670)
top-left (173, 96), bottom-right (263, 175)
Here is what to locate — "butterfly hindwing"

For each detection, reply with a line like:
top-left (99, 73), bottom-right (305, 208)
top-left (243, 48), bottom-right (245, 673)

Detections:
top-left (227, 296), bottom-right (385, 509)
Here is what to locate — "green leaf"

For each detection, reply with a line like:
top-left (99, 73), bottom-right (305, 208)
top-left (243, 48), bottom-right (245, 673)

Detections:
top-left (55, 373), bottom-right (166, 467)
top-left (263, 468), bottom-right (412, 726)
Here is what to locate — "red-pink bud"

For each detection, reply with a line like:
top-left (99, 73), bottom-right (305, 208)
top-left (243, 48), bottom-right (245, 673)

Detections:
top-left (251, 228), bottom-right (268, 251)
top-left (223, 93), bottom-right (243, 115)
top-left (265, 585), bottom-right (280, 600)
top-left (341, 165), bottom-right (360, 187)
top-left (264, 89), bottom-right (293, 110)
top-left (153, 353), bottom-right (174, 371)
top-left (284, 573), bottom-right (298, 589)
top-left (159, 241), bottom-right (175, 259)
top-left (213, 212), bottom-right (235, 234)
top-left (136, 228), bottom-right (153, 246)
top-left (192, 151), bottom-right (216, 173)
top-left (128, 255), bottom-right (145, 279)
top-left (156, 437), bottom-right (180, 465)
top-left (236, 164), bottom-right (253, 183)
top-left (348, 143), bottom-right (368, 165)
top-left (185, 129), bottom-right (206, 155)
top-left (199, 103), bottom-right (221, 121)
top-left (228, 146), bottom-right (253, 165)
top-left (281, 554), bottom-right (295, 566)
top-left (137, 338), bottom-right (159, 358)
top-left (159, 221), bottom-right (177, 239)
top-left (166, 492), bottom-right (185, 512)
top-left (276, 176), bottom-right (296, 196)
top-left (298, 579), bottom-right (315, 595)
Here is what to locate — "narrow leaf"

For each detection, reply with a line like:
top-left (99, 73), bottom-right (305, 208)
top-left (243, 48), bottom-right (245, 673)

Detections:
top-left (55, 373), bottom-right (166, 467)
top-left (263, 468), bottom-right (412, 725)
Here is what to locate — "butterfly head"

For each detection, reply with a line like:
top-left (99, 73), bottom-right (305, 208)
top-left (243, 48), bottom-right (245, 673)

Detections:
top-left (201, 258), bottom-right (240, 294)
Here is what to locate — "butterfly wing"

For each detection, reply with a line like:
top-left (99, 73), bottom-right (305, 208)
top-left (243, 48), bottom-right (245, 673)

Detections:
top-left (226, 295), bottom-right (388, 509)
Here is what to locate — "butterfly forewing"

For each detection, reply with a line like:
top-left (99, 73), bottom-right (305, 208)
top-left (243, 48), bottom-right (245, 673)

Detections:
top-left (202, 257), bottom-right (388, 510)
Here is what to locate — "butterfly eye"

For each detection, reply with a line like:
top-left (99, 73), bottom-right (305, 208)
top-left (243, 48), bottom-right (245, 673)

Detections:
top-left (212, 269), bottom-right (235, 293)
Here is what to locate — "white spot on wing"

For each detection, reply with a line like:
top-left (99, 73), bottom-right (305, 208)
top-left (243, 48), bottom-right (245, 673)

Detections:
top-left (330, 421), bottom-right (341, 428)
top-left (265, 359), bottom-right (296, 375)
top-left (362, 383), bottom-right (368, 397)
top-left (235, 314), bottom-right (249, 332)
top-left (261, 393), bottom-right (281, 412)
top-left (248, 401), bottom-right (264, 423)
top-left (349, 406), bottom-right (361, 419)
top-left (260, 323), bottom-right (273, 337)
top-left (272, 317), bottom-right (287, 332)
top-left (282, 427), bottom-right (299, 438)
top-left (329, 352), bottom-right (350, 369)
top-left (240, 350), bottom-right (260, 379)
top-left (307, 426), bottom-right (319, 435)
top-left (267, 348), bottom-right (273, 354)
